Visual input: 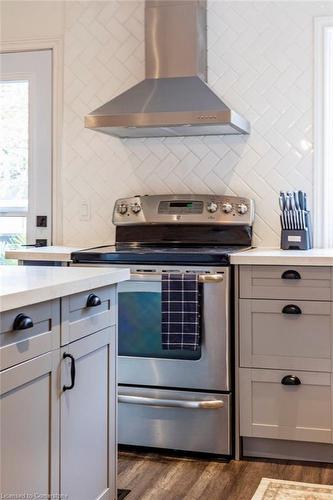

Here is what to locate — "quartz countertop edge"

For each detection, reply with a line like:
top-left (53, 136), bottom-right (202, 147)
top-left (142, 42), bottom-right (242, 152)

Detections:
top-left (230, 247), bottom-right (333, 266)
top-left (0, 265), bottom-right (130, 312)
top-left (4, 246), bottom-right (85, 262)
top-left (6, 245), bottom-right (333, 267)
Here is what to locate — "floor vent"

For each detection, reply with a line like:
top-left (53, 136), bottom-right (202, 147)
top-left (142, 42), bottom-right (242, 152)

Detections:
top-left (117, 489), bottom-right (131, 500)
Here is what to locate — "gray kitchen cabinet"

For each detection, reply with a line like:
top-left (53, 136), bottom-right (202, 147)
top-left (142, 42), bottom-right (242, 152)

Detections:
top-left (0, 299), bottom-right (60, 371)
top-left (237, 265), bottom-right (333, 455)
top-left (0, 283), bottom-right (119, 500)
top-left (0, 351), bottom-right (60, 497)
top-left (239, 368), bottom-right (333, 444)
top-left (240, 299), bottom-right (333, 371)
top-left (61, 286), bottom-right (116, 346)
top-left (60, 326), bottom-right (117, 500)
top-left (240, 265), bottom-right (333, 301)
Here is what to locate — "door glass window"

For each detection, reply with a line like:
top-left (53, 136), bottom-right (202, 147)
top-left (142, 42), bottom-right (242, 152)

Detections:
top-left (0, 80), bottom-right (29, 211)
top-left (0, 80), bottom-right (28, 263)
top-left (0, 50), bottom-right (52, 264)
top-left (118, 290), bottom-right (202, 360)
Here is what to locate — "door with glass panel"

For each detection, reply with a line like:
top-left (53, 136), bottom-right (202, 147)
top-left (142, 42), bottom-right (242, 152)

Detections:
top-left (0, 50), bottom-right (52, 263)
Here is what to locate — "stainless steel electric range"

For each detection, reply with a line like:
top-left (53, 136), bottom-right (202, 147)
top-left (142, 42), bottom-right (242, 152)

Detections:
top-left (71, 194), bottom-right (254, 456)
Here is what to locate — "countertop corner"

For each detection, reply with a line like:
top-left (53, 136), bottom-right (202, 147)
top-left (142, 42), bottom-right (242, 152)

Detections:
top-left (0, 265), bottom-right (130, 312)
top-left (230, 247), bottom-right (333, 266)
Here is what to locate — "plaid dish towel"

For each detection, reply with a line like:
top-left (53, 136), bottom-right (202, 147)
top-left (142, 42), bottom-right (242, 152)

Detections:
top-left (161, 273), bottom-right (200, 351)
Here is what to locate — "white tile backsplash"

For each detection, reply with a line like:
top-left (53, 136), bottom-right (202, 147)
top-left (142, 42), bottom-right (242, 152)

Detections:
top-left (62, 0), bottom-right (333, 247)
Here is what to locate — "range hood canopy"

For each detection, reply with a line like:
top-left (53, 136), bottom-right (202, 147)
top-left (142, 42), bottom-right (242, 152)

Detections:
top-left (85, 0), bottom-right (250, 138)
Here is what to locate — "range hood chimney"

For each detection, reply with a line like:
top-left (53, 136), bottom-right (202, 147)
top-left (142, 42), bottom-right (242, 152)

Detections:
top-left (85, 0), bottom-right (250, 138)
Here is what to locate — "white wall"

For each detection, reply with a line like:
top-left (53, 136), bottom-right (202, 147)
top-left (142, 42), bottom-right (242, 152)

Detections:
top-left (3, 1), bottom-right (333, 247)
top-left (62, 1), bottom-right (333, 247)
top-left (0, 1), bottom-right (64, 40)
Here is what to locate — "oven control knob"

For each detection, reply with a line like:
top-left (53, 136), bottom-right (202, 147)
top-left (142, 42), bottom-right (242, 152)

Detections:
top-left (207, 202), bottom-right (218, 213)
top-left (222, 202), bottom-right (233, 214)
top-left (131, 203), bottom-right (142, 214)
top-left (237, 203), bottom-right (248, 215)
top-left (118, 204), bottom-right (128, 215)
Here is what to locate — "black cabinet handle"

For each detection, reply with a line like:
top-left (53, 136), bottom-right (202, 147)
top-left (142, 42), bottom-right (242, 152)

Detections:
top-left (282, 304), bottom-right (302, 315)
top-left (281, 270), bottom-right (301, 280)
top-left (63, 353), bottom-right (76, 391)
top-left (13, 313), bottom-right (34, 331)
top-left (281, 375), bottom-right (301, 386)
top-left (86, 293), bottom-right (101, 308)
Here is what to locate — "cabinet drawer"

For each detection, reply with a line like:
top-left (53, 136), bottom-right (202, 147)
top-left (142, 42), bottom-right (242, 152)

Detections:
top-left (118, 386), bottom-right (231, 455)
top-left (240, 265), bottom-right (332, 301)
top-left (0, 300), bottom-right (60, 371)
top-left (61, 285), bottom-right (116, 346)
top-left (240, 299), bottom-right (333, 372)
top-left (239, 368), bottom-right (333, 444)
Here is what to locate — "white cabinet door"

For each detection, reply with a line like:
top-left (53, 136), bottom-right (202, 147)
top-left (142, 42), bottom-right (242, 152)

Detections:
top-left (60, 327), bottom-right (117, 500)
top-left (0, 351), bottom-right (59, 497)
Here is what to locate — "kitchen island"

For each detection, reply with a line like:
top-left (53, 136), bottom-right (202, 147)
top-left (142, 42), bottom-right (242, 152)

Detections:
top-left (0, 265), bottom-right (130, 500)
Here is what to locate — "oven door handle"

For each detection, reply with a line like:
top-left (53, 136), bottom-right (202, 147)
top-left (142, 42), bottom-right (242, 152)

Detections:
top-left (130, 272), bottom-right (223, 283)
top-left (118, 394), bottom-right (224, 409)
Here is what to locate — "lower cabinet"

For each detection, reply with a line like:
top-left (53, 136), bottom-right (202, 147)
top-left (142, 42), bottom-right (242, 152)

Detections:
top-left (0, 351), bottom-right (60, 497)
top-left (239, 368), bottom-right (333, 444)
top-left (60, 327), bottom-right (117, 500)
top-left (0, 328), bottom-right (117, 500)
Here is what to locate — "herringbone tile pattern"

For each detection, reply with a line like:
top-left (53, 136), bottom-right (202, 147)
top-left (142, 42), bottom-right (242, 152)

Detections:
top-left (62, 1), bottom-right (333, 247)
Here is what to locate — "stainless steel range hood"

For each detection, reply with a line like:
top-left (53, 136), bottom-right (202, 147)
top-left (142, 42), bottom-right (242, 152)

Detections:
top-left (85, 0), bottom-right (250, 138)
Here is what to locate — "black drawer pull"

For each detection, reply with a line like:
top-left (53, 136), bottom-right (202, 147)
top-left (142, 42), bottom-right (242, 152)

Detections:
top-left (281, 375), bottom-right (301, 386)
top-left (282, 304), bottom-right (302, 315)
top-left (281, 270), bottom-right (301, 280)
top-left (13, 313), bottom-right (34, 331)
top-left (86, 293), bottom-right (101, 308)
top-left (63, 353), bottom-right (76, 391)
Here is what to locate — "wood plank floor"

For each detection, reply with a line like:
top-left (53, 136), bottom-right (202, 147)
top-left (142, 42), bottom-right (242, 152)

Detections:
top-left (118, 450), bottom-right (333, 500)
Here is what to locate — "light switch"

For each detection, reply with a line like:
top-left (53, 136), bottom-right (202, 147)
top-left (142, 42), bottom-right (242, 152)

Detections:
top-left (80, 200), bottom-right (90, 221)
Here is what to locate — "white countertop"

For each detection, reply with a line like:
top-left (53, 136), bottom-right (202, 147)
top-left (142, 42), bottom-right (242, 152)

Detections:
top-left (6, 245), bottom-right (333, 267)
top-left (5, 246), bottom-right (84, 262)
top-left (231, 247), bottom-right (333, 266)
top-left (0, 265), bottom-right (130, 312)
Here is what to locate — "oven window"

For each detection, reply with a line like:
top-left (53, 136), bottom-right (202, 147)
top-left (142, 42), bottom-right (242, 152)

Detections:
top-left (118, 291), bottom-right (202, 360)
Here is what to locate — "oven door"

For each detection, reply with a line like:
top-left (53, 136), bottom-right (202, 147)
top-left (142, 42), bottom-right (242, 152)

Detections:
top-left (118, 265), bottom-right (230, 391)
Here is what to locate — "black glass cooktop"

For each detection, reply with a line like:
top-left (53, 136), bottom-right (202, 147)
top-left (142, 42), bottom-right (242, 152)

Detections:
top-left (71, 244), bottom-right (251, 266)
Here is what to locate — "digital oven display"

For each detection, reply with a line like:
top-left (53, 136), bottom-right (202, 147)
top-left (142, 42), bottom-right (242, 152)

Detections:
top-left (169, 202), bottom-right (195, 208)
top-left (158, 200), bottom-right (203, 214)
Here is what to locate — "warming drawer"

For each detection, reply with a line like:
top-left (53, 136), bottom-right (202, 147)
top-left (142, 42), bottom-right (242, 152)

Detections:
top-left (118, 386), bottom-right (231, 455)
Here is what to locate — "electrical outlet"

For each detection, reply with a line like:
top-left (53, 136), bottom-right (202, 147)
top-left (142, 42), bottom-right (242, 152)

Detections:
top-left (36, 215), bottom-right (47, 227)
top-left (35, 239), bottom-right (47, 247)
top-left (80, 200), bottom-right (91, 221)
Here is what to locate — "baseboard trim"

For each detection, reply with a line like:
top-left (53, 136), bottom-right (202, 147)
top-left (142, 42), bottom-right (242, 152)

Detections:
top-left (242, 437), bottom-right (333, 463)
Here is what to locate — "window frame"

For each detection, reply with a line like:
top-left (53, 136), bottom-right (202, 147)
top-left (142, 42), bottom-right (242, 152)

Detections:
top-left (314, 17), bottom-right (333, 248)
top-left (0, 51), bottom-right (52, 246)
top-left (0, 38), bottom-right (64, 245)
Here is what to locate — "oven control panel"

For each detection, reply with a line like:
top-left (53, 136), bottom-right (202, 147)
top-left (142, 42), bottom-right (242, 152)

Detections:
top-left (113, 195), bottom-right (255, 226)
